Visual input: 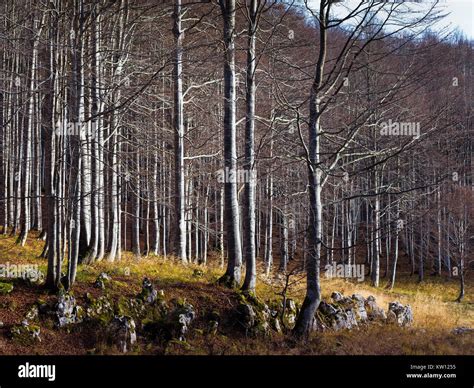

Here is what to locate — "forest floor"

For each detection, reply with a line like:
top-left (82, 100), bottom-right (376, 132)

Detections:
top-left (0, 232), bottom-right (473, 355)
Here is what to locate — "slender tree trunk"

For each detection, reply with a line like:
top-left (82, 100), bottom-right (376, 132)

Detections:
top-left (293, 1), bottom-right (333, 339)
top-left (19, 16), bottom-right (44, 246)
top-left (218, 0), bottom-right (242, 288)
top-left (172, 0), bottom-right (187, 263)
top-left (45, 0), bottom-right (61, 289)
top-left (242, 0), bottom-right (258, 293)
top-left (67, 0), bottom-right (84, 288)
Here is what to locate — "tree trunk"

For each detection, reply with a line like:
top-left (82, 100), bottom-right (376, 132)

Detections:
top-left (242, 0), bottom-right (258, 293)
top-left (218, 0), bottom-right (242, 288)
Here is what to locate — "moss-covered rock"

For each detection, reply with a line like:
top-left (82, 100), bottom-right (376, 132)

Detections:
top-left (166, 299), bottom-right (196, 341)
top-left (85, 294), bottom-right (115, 325)
top-left (192, 269), bottom-right (204, 278)
top-left (116, 296), bottom-right (147, 321)
top-left (282, 299), bottom-right (298, 329)
top-left (207, 320), bottom-right (219, 335)
top-left (0, 281), bottom-right (13, 295)
top-left (106, 315), bottom-right (137, 353)
top-left (217, 274), bottom-right (239, 289)
top-left (143, 299), bottom-right (195, 343)
top-left (387, 301), bottom-right (413, 326)
top-left (365, 295), bottom-right (387, 321)
top-left (312, 292), bottom-right (395, 332)
top-left (236, 293), bottom-right (272, 337)
top-left (138, 277), bottom-right (159, 304)
top-left (237, 302), bottom-right (256, 332)
top-left (94, 272), bottom-right (111, 290)
top-left (36, 298), bottom-right (50, 314)
top-left (56, 290), bottom-right (83, 327)
top-left (10, 321), bottom-right (41, 345)
top-left (24, 305), bottom-right (40, 322)
top-left (314, 300), bottom-right (358, 331)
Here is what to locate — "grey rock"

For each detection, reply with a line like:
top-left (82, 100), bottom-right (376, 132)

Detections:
top-left (25, 305), bottom-right (39, 322)
top-left (365, 295), bottom-right (387, 321)
top-left (331, 291), bottom-right (343, 302)
top-left (138, 277), bottom-right (158, 304)
top-left (94, 272), bottom-right (111, 289)
top-left (452, 327), bottom-right (474, 335)
top-left (237, 303), bottom-right (256, 332)
top-left (172, 302), bottom-right (196, 341)
top-left (207, 320), bottom-right (219, 335)
top-left (56, 291), bottom-right (82, 327)
top-left (285, 299), bottom-right (297, 313)
top-left (282, 299), bottom-right (297, 329)
top-left (85, 295), bottom-right (114, 323)
top-left (351, 294), bottom-right (368, 322)
top-left (11, 320), bottom-right (41, 343)
top-left (313, 292), bottom-right (398, 332)
top-left (333, 308), bottom-right (358, 330)
top-left (272, 317), bottom-right (282, 334)
top-left (314, 300), bottom-right (358, 331)
top-left (107, 315), bottom-right (137, 353)
top-left (387, 301), bottom-right (413, 327)
top-left (319, 300), bottom-right (338, 316)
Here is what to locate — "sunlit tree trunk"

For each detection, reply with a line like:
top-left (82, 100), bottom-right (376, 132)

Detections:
top-left (218, 0), bottom-right (242, 287)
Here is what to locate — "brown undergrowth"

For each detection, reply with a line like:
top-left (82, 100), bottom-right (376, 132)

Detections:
top-left (0, 232), bottom-right (472, 355)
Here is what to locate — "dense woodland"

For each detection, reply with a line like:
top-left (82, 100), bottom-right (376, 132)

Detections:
top-left (0, 0), bottom-right (472, 341)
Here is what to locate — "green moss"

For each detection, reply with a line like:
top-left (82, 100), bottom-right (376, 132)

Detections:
top-left (10, 323), bottom-right (41, 345)
top-left (24, 305), bottom-right (40, 322)
top-left (86, 294), bottom-right (115, 325)
top-left (192, 269), bottom-right (204, 278)
top-left (217, 274), bottom-right (239, 289)
top-left (165, 339), bottom-right (192, 353)
top-left (0, 281), bottom-right (13, 295)
top-left (116, 296), bottom-right (147, 321)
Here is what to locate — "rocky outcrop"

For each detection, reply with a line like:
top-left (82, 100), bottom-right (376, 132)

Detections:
top-left (10, 321), bottom-right (41, 344)
top-left (313, 292), bottom-right (413, 332)
top-left (25, 305), bottom-right (40, 322)
top-left (236, 294), bottom-right (279, 336)
top-left (237, 303), bottom-right (256, 333)
top-left (56, 290), bottom-right (84, 327)
top-left (85, 294), bottom-right (114, 324)
top-left (142, 298), bottom-right (196, 343)
top-left (107, 316), bottom-right (137, 353)
top-left (138, 277), bottom-right (159, 304)
top-left (351, 294), bottom-right (368, 322)
top-left (94, 272), bottom-right (111, 289)
top-left (168, 301), bottom-right (196, 341)
top-left (365, 295), bottom-right (387, 321)
top-left (282, 299), bottom-right (298, 329)
top-left (314, 300), bottom-right (358, 331)
top-left (387, 301), bottom-right (413, 327)
top-left (206, 311), bottom-right (220, 335)
top-left (10, 302), bottom-right (43, 344)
